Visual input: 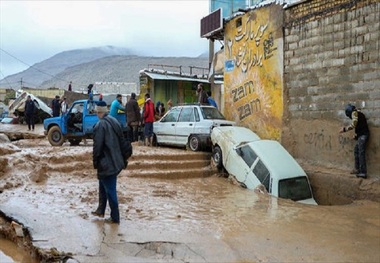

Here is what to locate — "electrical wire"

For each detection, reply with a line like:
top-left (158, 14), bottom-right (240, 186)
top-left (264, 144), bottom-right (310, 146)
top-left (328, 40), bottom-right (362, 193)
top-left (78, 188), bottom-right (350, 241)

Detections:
top-left (0, 48), bottom-right (70, 84)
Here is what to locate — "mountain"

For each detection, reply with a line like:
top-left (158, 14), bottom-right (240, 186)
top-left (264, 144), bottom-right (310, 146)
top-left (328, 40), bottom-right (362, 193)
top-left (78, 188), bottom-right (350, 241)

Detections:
top-left (0, 46), bottom-right (209, 91)
top-left (39, 55), bottom-right (209, 91)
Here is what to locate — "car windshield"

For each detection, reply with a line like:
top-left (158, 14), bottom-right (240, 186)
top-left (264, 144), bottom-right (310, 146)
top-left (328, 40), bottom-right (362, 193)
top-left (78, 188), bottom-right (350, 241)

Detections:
top-left (278, 176), bottom-right (312, 201)
top-left (200, 107), bottom-right (225, 120)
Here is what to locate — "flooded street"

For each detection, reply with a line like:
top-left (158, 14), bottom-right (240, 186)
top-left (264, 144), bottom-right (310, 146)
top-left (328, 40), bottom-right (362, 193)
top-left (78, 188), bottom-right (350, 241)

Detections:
top-left (0, 124), bottom-right (379, 262)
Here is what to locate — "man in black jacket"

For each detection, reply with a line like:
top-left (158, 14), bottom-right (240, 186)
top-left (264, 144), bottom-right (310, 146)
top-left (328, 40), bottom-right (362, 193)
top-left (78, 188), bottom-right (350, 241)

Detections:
top-left (92, 101), bottom-right (125, 224)
top-left (24, 95), bottom-right (35, 131)
top-left (340, 104), bottom-right (370, 178)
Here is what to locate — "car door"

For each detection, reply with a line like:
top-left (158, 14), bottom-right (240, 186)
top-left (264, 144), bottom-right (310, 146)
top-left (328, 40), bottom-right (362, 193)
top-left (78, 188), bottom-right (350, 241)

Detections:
top-left (175, 107), bottom-right (196, 146)
top-left (229, 145), bottom-right (262, 189)
top-left (66, 102), bottom-right (84, 135)
top-left (83, 101), bottom-right (99, 135)
top-left (154, 107), bottom-right (181, 144)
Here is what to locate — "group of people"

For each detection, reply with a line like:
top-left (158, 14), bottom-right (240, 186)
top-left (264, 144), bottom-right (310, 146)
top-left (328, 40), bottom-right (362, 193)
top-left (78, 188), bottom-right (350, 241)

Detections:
top-left (51, 95), bottom-right (68, 117)
top-left (196, 83), bottom-right (218, 108)
top-left (107, 93), bottom-right (167, 146)
top-left (24, 94), bottom-right (68, 131)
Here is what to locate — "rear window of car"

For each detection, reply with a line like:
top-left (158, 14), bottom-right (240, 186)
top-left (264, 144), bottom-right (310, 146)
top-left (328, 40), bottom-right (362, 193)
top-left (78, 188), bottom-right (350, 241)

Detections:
top-left (178, 107), bottom-right (194, 122)
top-left (200, 107), bottom-right (225, 120)
top-left (278, 176), bottom-right (312, 201)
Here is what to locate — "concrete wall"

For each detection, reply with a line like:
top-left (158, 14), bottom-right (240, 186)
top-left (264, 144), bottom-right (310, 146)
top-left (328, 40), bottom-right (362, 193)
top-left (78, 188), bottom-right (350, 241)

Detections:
top-left (283, 0), bottom-right (380, 176)
top-left (224, 4), bottom-right (284, 140)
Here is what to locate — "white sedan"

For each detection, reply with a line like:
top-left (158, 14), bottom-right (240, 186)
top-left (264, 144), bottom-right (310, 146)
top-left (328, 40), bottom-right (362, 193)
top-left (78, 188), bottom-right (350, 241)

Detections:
top-left (211, 126), bottom-right (317, 205)
top-left (153, 104), bottom-right (235, 151)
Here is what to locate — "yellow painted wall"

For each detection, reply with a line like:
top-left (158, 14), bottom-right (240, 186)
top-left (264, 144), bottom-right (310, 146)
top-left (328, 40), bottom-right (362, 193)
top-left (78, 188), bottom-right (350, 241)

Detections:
top-left (224, 4), bottom-right (284, 140)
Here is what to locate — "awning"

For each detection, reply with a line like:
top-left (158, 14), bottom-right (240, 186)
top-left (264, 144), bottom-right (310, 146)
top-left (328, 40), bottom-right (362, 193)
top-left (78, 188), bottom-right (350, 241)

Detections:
top-left (142, 71), bottom-right (223, 85)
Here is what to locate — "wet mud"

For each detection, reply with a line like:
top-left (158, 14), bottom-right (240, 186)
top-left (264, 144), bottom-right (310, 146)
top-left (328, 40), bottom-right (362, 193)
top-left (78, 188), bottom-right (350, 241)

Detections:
top-left (0, 124), bottom-right (379, 262)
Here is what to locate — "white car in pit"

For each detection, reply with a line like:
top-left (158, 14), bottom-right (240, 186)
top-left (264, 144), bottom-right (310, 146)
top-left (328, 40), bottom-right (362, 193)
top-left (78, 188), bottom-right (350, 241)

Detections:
top-left (211, 126), bottom-right (317, 205)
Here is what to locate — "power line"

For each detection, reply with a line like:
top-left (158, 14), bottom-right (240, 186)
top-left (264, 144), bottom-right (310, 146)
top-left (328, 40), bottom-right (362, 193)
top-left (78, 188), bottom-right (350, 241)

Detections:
top-left (0, 70), bottom-right (14, 89)
top-left (0, 47), bottom-right (69, 84)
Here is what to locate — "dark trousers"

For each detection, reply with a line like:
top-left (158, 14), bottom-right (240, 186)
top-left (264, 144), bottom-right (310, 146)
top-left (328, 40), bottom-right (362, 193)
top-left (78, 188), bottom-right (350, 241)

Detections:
top-left (25, 114), bottom-right (34, 130)
top-left (354, 135), bottom-right (369, 174)
top-left (97, 174), bottom-right (120, 222)
top-left (129, 124), bottom-right (139, 142)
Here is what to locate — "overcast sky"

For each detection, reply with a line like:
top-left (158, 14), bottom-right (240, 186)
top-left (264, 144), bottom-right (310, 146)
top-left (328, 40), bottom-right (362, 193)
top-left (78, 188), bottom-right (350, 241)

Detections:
top-left (0, 0), bottom-right (211, 78)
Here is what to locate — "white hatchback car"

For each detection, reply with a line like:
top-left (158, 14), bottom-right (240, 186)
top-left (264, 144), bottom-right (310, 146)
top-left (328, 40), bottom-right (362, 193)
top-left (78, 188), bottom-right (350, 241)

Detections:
top-left (153, 104), bottom-right (235, 151)
top-left (211, 126), bottom-right (317, 205)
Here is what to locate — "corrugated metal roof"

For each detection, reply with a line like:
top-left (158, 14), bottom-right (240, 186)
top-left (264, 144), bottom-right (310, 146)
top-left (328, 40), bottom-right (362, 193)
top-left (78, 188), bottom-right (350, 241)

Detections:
top-left (142, 72), bottom-right (223, 84)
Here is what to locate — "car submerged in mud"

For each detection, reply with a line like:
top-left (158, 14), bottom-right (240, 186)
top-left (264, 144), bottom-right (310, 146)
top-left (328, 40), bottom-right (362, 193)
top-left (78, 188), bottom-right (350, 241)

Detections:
top-left (211, 126), bottom-right (317, 205)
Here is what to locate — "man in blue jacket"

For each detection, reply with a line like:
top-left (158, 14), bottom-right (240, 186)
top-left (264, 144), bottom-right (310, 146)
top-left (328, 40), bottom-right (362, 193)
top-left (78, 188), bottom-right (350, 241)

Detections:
top-left (92, 101), bottom-right (125, 224)
top-left (110, 94), bottom-right (125, 118)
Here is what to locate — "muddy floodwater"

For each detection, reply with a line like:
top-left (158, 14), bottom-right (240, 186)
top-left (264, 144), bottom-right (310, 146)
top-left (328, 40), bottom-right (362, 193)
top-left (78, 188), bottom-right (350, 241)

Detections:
top-left (0, 125), bottom-right (379, 262)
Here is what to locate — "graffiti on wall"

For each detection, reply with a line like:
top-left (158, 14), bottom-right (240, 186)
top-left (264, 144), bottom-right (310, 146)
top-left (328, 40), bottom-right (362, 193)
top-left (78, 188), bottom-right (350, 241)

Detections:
top-left (302, 130), bottom-right (356, 159)
top-left (224, 4), bottom-right (283, 140)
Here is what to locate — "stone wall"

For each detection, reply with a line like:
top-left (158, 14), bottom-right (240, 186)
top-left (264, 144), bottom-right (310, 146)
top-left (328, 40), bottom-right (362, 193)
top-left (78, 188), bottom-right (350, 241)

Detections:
top-left (282, 0), bottom-right (380, 176)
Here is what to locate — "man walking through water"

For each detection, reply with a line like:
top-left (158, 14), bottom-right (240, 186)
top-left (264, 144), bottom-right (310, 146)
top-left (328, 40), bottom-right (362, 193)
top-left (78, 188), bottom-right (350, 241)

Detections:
top-left (92, 101), bottom-right (124, 224)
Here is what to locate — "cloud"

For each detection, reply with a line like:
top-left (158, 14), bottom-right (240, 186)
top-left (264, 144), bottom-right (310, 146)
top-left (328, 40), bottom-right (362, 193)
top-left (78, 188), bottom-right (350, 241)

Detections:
top-left (0, 0), bottom-right (210, 77)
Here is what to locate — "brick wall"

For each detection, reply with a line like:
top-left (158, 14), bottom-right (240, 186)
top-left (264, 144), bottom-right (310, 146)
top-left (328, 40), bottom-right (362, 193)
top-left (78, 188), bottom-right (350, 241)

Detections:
top-left (283, 0), bottom-right (380, 176)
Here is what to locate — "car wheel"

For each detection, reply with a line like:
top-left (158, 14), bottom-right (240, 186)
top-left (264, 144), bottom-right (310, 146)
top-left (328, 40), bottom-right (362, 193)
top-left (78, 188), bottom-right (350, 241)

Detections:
top-left (48, 126), bottom-right (65, 146)
top-left (189, 135), bottom-right (201, 151)
top-left (212, 146), bottom-right (223, 169)
top-left (68, 138), bottom-right (82, 146)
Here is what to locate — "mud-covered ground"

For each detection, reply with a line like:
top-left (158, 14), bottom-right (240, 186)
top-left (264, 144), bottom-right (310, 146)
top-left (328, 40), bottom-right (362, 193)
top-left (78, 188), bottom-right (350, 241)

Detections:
top-left (0, 124), bottom-right (379, 262)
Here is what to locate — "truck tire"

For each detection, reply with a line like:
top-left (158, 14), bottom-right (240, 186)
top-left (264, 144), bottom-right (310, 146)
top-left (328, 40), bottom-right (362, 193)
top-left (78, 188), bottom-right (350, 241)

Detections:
top-left (48, 126), bottom-right (65, 146)
top-left (189, 135), bottom-right (201, 151)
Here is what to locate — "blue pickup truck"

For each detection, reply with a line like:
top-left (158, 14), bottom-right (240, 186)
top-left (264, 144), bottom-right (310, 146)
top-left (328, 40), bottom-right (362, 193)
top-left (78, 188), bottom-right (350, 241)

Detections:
top-left (44, 99), bottom-right (127, 146)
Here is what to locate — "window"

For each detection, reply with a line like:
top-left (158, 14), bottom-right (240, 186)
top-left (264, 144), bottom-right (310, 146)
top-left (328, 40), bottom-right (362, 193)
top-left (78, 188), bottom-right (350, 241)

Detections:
top-left (278, 177), bottom-right (312, 201)
top-left (194, 107), bottom-right (200, 122)
top-left (238, 145), bottom-right (257, 168)
top-left (178, 107), bottom-right (194, 122)
top-left (161, 108), bottom-right (180, 122)
top-left (201, 107), bottom-right (225, 120)
top-left (253, 160), bottom-right (270, 191)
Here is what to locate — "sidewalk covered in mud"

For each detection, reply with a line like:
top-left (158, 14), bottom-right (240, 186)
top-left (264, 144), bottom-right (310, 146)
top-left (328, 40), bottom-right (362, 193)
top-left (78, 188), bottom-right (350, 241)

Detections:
top-left (0, 124), bottom-right (379, 262)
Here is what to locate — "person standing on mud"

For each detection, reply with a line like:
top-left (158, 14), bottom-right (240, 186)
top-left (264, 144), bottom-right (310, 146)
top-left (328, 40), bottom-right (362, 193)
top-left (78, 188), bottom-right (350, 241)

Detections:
top-left (339, 103), bottom-right (370, 179)
top-left (110, 94), bottom-right (125, 118)
top-left (24, 95), bottom-right (35, 131)
top-left (125, 92), bottom-right (141, 142)
top-left (68, 81), bottom-right (72, 91)
top-left (92, 101), bottom-right (124, 224)
top-left (143, 93), bottom-right (155, 146)
top-left (61, 97), bottom-right (68, 115)
top-left (51, 95), bottom-right (61, 117)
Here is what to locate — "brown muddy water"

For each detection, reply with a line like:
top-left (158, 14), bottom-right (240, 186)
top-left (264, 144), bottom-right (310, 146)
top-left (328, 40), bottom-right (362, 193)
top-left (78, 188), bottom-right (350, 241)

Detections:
top-left (0, 237), bottom-right (39, 263)
top-left (0, 130), bottom-right (379, 262)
